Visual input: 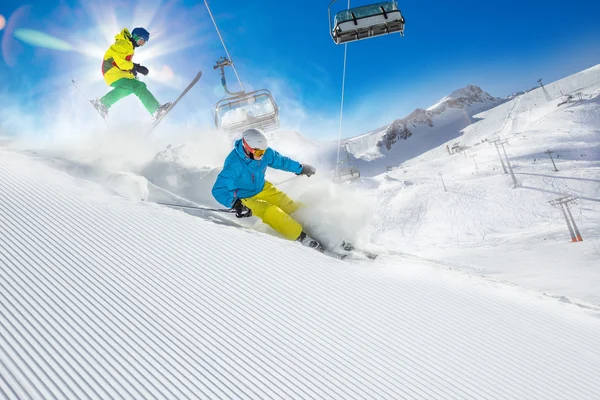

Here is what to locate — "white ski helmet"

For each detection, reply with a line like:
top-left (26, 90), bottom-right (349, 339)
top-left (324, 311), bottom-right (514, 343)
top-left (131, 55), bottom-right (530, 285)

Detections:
top-left (242, 128), bottom-right (268, 159)
top-left (242, 128), bottom-right (268, 150)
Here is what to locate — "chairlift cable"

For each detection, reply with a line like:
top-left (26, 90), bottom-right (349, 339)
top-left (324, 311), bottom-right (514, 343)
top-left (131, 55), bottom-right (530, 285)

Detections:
top-left (203, 0), bottom-right (245, 91)
top-left (336, 43), bottom-right (348, 170)
top-left (335, 0), bottom-right (351, 171)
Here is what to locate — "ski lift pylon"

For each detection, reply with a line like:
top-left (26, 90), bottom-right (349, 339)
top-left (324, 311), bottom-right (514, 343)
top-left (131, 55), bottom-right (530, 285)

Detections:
top-left (212, 57), bottom-right (280, 133)
top-left (329, 0), bottom-right (405, 45)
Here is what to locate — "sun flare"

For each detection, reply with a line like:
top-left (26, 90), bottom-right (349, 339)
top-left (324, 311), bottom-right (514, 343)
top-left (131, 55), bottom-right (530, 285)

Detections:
top-left (4, 0), bottom-right (210, 90)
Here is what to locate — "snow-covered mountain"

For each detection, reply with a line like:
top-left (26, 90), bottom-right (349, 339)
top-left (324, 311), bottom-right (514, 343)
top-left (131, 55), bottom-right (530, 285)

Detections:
top-left (427, 84), bottom-right (501, 111)
top-left (337, 84), bottom-right (505, 175)
top-left (366, 63), bottom-right (600, 304)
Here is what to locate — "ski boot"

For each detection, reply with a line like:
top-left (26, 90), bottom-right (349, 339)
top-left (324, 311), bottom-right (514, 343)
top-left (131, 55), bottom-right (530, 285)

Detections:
top-left (151, 102), bottom-right (172, 122)
top-left (90, 99), bottom-right (109, 119)
top-left (297, 231), bottom-right (324, 252)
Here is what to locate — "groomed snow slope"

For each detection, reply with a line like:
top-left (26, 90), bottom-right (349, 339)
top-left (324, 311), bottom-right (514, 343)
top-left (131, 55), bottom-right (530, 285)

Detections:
top-left (2, 150), bottom-right (600, 399)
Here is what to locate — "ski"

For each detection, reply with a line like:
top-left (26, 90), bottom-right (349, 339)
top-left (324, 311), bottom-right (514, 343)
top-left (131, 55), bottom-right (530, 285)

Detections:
top-left (323, 250), bottom-right (348, 260)
top-left (339, 241), bottom-right (379, 260)
top-left (320, 242), bottom-right (379, 261)
top-left (148, 70), bottom-right (202, 133)
top-left (155, 201), bottom-right (236, 213)
top-left (71, 79), bottom-right (111, 128)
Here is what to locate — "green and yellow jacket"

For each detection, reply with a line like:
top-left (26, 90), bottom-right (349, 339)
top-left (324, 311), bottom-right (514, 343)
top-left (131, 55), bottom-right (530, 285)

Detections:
top-left (101, 28), bottom-right (136, 85)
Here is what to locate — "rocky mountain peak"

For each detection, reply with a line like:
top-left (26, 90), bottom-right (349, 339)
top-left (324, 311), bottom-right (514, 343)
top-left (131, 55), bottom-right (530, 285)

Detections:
top-left (377, 85), bottom-right (502, 150)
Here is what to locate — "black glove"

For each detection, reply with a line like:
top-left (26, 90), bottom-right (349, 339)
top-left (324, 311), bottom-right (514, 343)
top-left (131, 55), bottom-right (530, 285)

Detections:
top-left (132, 63), bottom-right (149, 76)
top-left (297, 164), bottom-right (316, 177)
top-left (232, 198), bottom-right (252, 218)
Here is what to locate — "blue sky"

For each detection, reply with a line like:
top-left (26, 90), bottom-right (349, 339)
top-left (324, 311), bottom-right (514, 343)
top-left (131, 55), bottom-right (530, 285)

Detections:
top-left (1, 0), bottom-right (599, 139)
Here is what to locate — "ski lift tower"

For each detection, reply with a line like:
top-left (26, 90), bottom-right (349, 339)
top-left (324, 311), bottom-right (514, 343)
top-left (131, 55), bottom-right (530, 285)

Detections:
top-left (537, 78), bottom-right (552, 102)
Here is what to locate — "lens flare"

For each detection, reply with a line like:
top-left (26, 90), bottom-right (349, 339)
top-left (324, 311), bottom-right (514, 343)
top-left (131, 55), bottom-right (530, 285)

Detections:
top-left (155, 65), bottom-right (174, 81)
top-left (0, 14), bottom-right (6, 31)
top-left (14, 28), bottom-right (73, 51)
top-left (1, 6), bottom-right (31, 67)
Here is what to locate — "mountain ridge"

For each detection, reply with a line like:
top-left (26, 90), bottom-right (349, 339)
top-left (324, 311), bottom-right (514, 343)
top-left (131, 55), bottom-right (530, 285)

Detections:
top-left (377, 84), bottom-right (504, 151)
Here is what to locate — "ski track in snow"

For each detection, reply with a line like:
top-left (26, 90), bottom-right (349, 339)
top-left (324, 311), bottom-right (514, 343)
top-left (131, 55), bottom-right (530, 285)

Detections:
top-left (2, 148), bottom-right (600, 399)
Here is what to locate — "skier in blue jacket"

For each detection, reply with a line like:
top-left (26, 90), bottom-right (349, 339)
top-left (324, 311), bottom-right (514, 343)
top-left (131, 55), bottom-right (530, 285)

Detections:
top-left (212, 128), bottom-right (321, 250)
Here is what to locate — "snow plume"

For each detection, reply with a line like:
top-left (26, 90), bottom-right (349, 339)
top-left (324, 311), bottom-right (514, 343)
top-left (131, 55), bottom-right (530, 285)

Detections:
top-left (4, 86), bottom-right (234, 203)
top-left (285, 176), bottom-right (375, 248)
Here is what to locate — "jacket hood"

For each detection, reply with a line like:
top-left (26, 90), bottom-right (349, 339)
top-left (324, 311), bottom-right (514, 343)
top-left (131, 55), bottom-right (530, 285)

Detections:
top-left (114, 28), bottom-right (132, 42)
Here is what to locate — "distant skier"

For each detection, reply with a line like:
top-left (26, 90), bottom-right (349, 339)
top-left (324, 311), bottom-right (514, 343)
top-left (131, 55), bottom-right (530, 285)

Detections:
top-left (91, 27), bottom-right (171, 121)
top-left (212, 128), bottom-right (321, 250)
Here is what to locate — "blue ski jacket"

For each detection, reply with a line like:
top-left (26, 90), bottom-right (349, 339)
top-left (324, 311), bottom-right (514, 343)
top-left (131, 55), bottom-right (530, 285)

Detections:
top-left (212, 139), bottom-right (303, 208)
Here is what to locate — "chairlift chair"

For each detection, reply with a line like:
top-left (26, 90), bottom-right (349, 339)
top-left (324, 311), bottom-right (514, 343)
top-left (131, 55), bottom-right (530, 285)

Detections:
top-left (332, 142), bottom-right (361, 182)
top-left (332, 165), bottom-right (361, 182)
top-left (212, 57), bottom-right (280, 133)
top-left (214, 90), bottom-right (279, 133)
top-left (329, 0), bottom-right (405, 45)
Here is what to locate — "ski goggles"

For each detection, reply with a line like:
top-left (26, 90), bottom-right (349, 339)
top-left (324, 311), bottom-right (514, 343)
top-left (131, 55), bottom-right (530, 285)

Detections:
top-left (133, 35), bottom-right (146, 46)
top-left (242, 139), bottom-right (266, 159)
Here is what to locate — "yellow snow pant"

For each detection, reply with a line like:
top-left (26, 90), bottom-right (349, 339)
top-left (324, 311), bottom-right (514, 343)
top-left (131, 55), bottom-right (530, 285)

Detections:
top-left (241, 181), bottom-right (303, 241)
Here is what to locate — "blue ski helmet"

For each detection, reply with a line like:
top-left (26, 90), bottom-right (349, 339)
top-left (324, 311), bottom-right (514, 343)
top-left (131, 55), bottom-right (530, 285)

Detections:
top-left (131, 27), bottom-right (150, 42)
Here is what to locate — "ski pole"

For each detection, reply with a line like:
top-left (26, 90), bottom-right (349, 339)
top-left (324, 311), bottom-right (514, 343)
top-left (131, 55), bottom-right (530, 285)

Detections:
top-left (155, 201), bottom-right (235, 213)
top-left (71, 79), bottom-right (92, 101)
top-left (148, 182), bottom-right (234, 212)
top-left (274, 176), bottom-right (298, 185)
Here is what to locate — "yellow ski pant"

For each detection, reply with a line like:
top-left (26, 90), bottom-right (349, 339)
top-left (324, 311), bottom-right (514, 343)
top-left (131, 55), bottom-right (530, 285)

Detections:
top-left (241, 181), bottom-right (303, 241)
